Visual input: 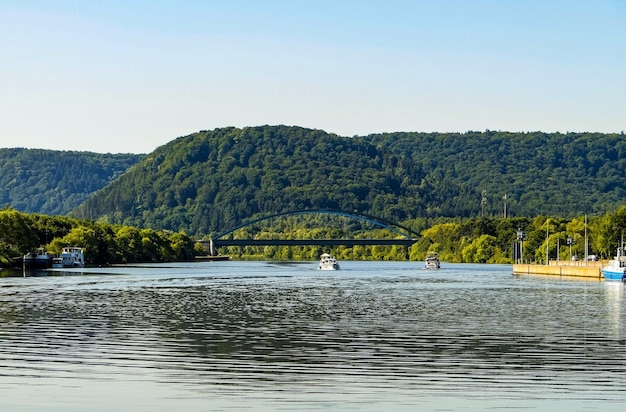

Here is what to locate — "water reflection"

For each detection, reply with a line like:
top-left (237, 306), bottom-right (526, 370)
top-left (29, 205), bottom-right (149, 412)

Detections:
top-left (1, 267), bottom-right (90, 278)
top-left (605, 282), bottom-right (623, 339)
top-left (1, 262), bottom-right (625, 411)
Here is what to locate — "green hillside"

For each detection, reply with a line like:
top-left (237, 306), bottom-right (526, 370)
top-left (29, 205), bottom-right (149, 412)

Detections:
top-left (71, 126), bottom-right (431, 235)
top-left (70, 126), bottom-right (626, 237)
top-left (365, 131), bottom-right (626, 217)
top-left (0, 148), bottom-right (143, 215)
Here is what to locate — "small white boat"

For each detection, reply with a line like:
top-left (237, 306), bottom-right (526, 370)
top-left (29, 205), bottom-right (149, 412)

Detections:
top-left (425, 252), bottom-right (440, 270)
top-left (318, 253), bottom-right (340, 270)
top-left (601, 260), bottom-right (626, 281)
top-left (52, 246), bottom-right (85, 268)
top-left (23, 248), bottom-right (54, 269)
top-left (601, 247), bottom-right (626, 281)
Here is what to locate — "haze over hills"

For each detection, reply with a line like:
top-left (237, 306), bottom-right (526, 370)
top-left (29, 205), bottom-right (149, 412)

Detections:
top-left (68, 125), bottom-right (626, 236)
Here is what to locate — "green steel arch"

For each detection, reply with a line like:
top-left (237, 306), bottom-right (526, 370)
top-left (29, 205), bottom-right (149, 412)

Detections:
top-left (212, 209), bottom-right (419, 240)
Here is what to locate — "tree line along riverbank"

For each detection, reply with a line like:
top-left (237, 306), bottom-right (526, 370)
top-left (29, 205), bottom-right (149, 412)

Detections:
top-left (3, 206), bottom-right (626, 267)
top-left (0, 208), bottom-right (201, 267)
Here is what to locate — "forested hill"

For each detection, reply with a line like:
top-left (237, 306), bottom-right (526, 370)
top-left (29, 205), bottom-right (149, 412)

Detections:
top-left (0, 148), bottom-right (143, 215)
top-left (70, 126), bottom-right (626, 237)
top-left (71, 126), bottom-right (433, 235)
top-left (364, 131), bottom-right (626, 217)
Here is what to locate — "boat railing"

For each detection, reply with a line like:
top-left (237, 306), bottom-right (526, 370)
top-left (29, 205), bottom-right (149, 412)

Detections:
top-left (549, 259), bottom-right (604, 268)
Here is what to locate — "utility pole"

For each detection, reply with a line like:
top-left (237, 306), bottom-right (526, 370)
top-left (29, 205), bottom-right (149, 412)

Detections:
top-left (481, 189), bottom-right (487, 217)
top-left (545, 218), bottom-right (549, 265)
top-left (516, 228), bottom-right (525, 263)
top-left (566, 236), bottom-right (574, 260)
top-left (585, 215), bottom-right (589, 266)
top-left (503, 194), bottom-right (507, 218)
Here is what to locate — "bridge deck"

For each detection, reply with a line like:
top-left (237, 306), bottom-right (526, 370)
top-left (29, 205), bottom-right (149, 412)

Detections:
top-left (202, 239), bottom-right (416, 247)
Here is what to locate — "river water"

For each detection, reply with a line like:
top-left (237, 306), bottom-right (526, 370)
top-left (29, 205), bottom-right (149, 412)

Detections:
top-left (1, 261), bottom-right (625, 411)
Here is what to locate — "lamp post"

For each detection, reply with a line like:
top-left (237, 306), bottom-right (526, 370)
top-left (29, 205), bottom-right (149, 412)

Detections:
top-left (566, 236), bottom-right (573, 260)
top-left (585, 215), bottom-right (589, 266)
top-left (516, 228), bottom-right (525, 264)
top-left (545, 219), bottom-right (549, 265)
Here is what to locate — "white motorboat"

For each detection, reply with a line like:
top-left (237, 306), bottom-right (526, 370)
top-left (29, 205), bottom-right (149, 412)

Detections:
top-left (425, 252), bottom-right (440, 270)
top-left (601, 259), bottom-right (626, 281)
top-left (52, 246), bottom-right (85, 268)
top-left (318, 253), bottom-right (340, 270)
top-left (601, 246), bottom-right (626, 281)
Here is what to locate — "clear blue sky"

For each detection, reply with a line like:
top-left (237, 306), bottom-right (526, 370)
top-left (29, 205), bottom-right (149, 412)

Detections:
top-left (1, 0), bottom-right (625, 153)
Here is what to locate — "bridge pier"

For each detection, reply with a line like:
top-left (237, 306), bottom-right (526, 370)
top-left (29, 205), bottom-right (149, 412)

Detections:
top-left (197, 240), bottom-right (217, 256)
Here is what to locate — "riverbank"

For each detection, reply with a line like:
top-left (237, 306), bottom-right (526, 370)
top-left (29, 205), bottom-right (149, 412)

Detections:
top-left (512, 260), bottom-right (603, 279)
top-left (194, 255), bottom-right (230, 261)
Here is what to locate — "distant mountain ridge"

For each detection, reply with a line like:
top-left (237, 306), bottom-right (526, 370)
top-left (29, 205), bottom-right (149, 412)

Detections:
top-left (71, 125), bottom-right (429, 235)
top-left (364, 130), bottom-right (626, 217)
top-left (69, 125), bottom-right (626, 236)
top-left (3, 126), bottom-right (625, 237)
top-left (0, 148), bottom-right (143, 215)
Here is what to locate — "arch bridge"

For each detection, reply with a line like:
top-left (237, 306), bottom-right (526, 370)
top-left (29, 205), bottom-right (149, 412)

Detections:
top-left (199, 209), bottom-right (419, 256)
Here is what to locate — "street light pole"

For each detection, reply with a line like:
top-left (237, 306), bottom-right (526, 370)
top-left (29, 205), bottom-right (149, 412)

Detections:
top-left (545, 219), bottom-right (549, 265)
top-left (585, 215), bottom-right (589, 266)
top-left (516, 228), bottom-right (525, 264)
top-left (567, 236), bottom-right (573, 260)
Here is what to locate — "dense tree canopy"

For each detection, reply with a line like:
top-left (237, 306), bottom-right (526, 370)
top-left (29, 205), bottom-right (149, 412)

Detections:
top-left (5, 126), bottom-right (626, 267)
top-left (0, 148), bottom-right (142, 215)
top-left (365, 131), bottom-right (626, 217)
top-left (5, 206), bottom-right (626, 267)
top-left (0, 208), bottom-right (196, 267)
top-left (69, 126), bottom-right (626, 238)
top-left (72, 126), bottom-right (429, 235)
top-left (203, 207), bottom-right (626, 263)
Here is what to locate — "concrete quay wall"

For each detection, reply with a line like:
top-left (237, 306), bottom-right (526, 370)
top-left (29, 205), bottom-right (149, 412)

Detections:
top-left (512, 262), bottom-right (602, 279)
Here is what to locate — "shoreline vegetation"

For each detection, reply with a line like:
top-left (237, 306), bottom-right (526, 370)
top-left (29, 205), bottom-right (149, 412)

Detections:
top-left (68, 128), bottom-right (626, 236)
top-left (4, 127), bottom-right (626, 270)
top-left (0, 208), bottom-right (199, 268)
top-left (4, 206), bottom-right (626, 268)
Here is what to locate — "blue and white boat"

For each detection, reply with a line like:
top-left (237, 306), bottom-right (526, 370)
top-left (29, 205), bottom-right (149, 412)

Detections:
top-left (601, 247), bottom-right (626, 281)
top-left (23, 248), bottom-right (54, 269)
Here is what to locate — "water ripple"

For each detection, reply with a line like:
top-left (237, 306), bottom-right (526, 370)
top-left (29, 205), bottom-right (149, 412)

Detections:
top-left (1, 262), bottom-right (625, 410)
